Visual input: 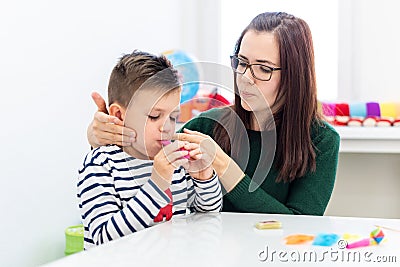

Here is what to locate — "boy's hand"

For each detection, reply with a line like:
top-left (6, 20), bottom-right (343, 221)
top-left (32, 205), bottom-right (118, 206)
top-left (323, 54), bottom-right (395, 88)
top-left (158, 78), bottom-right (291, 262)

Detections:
top-left (87, 92), bottom-right (136, 148)
top-left (151, 141), bottom-right (189, 191)
top-left (182, 142), bottom-right (215, 180)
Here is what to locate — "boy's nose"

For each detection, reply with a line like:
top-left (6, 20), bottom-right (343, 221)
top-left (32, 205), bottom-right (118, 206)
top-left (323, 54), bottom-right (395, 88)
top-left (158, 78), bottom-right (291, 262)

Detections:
top-left (160, 121), bottom-right (172, 133)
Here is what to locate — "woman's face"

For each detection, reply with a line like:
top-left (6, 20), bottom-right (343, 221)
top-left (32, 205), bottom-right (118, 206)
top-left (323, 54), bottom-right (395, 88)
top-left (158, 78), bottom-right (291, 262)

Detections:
top-left (236, 30), bottom-right (281, 112)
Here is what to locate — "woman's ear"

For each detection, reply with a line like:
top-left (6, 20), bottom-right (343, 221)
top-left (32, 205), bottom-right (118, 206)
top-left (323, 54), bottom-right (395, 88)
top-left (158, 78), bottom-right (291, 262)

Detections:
top-left (109, 103), bottom-right (126, 122)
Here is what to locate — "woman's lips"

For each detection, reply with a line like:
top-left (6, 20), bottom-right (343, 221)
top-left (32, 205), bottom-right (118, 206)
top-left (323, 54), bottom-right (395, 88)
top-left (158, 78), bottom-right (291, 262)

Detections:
top-left (240, 91), bottom-right (256, 98)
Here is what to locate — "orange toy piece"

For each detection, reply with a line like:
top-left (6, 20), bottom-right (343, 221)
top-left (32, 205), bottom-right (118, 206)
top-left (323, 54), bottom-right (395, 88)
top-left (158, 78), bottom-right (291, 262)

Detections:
top-left (284, 234), bottom-right (315, 245)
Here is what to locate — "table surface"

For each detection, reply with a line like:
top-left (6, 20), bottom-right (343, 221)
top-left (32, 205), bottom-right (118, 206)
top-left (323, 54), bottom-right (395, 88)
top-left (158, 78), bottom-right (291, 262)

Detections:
top-left (44, 212), bottom-right (400, 267)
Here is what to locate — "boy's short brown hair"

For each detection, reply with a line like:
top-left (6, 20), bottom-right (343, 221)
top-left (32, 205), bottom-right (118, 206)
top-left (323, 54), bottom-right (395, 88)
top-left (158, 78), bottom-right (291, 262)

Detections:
top-left (108, 50), bottom-right (180, 108)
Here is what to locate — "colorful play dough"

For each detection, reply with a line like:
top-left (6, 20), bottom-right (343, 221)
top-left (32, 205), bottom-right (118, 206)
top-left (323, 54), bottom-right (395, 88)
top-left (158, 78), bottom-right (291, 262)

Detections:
top-left (284, 234), bottom-right (315, 245)
top-left (312, 233), bottom-right (340, 246)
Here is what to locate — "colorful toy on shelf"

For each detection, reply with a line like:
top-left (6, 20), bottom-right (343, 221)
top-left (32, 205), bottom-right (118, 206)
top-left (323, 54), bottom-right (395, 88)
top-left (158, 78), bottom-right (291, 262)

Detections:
top-left (320, 101), bottom-right (400, 127)
top-left (178, 87), bottom-right (231, 122)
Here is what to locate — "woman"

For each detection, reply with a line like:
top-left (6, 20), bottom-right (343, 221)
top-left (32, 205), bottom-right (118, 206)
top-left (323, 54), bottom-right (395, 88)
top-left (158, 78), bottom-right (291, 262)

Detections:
top-left (87, 12), bottom-right (340, 215)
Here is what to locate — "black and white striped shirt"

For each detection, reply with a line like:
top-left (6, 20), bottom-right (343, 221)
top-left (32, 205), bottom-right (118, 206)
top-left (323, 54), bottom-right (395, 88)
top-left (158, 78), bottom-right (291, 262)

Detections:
top-left (78, 145), bottom-right (222, 249)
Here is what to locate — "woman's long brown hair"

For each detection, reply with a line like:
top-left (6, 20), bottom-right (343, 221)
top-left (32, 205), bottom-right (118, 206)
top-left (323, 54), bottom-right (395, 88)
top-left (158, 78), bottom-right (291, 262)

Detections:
top-left (213, 12), bottom-right (321, 183)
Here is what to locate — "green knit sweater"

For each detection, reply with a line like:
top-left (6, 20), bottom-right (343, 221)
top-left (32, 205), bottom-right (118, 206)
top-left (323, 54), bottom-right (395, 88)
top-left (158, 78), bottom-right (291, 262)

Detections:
top-left (180, 108), bottom-right (340, 215)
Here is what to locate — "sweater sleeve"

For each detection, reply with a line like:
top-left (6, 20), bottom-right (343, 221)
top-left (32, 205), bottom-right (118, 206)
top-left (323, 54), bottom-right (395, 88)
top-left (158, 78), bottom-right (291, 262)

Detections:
top-left (77, 153), bottom-right (170, 246)
top-left (224, 126), bottom-right (340, 215)
top-left (186, 171), bottom-right (223, 212)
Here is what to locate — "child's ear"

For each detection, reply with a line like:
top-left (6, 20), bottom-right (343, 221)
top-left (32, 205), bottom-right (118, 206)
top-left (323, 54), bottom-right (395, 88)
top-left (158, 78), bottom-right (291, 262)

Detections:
top-left (109, 103), bottom-right (126, 122)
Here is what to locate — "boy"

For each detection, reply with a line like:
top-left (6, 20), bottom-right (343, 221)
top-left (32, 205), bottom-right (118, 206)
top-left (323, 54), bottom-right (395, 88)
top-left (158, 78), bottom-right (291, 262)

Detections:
top-left (78, 50), bottom-right (222, 249)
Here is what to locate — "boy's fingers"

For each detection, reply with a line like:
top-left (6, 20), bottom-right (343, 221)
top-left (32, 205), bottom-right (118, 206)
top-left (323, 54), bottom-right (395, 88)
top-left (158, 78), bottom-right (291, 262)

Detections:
top-left (188, 148), bottom-right (202, 157)
top-left (171, 158), bottom-right (189, 169)
top-left (165, 150), bottom-right (189, 165)
top-left (91, 91), bottom-right (109, 114)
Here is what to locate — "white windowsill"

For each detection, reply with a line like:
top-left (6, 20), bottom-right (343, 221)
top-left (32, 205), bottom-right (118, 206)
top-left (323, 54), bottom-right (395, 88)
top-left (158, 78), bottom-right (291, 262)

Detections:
top-left (334, 126), bottom-right (400, 154)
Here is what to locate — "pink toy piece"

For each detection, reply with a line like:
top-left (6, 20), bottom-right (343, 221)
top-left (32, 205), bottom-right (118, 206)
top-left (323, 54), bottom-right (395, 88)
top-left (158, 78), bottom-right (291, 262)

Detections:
top-left (321, 102), bottom-right (336, 117)
top-left (160, 140), bottom-right (190, 159)
top-left (346, 238), bottom-right (372, 249)
top-left (160, 140), bottom-right (172, 146)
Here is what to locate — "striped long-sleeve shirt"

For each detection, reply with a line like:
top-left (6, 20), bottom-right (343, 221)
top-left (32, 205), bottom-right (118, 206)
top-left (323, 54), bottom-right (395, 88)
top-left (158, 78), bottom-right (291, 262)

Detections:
top-left (77, 145), bottom-right (222, 249)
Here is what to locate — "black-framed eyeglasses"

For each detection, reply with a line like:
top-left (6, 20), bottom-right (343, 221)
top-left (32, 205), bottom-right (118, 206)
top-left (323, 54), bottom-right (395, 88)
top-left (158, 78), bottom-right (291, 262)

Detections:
top-left (230, 55), bottom-right (281, 81)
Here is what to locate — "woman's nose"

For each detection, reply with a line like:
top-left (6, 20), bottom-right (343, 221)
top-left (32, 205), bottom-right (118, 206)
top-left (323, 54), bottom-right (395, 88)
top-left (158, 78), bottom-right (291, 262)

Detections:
top-left (241, 68), bottom-right (255, 84)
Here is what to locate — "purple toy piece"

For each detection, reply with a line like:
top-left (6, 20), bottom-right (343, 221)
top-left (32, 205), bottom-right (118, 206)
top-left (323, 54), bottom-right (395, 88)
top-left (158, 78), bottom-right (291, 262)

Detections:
top-left (366, 102), bottom-right (380, 117)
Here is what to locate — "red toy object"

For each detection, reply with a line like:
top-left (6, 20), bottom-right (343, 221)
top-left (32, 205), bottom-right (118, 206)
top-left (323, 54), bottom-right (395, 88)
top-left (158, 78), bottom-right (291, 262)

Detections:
top-left (347, 118), bottom-right (363, 127)
top-left (376, 117), bottom-right (394, 127)
top-left (333, 103), bottom-right (350, 126)
top-left (153, 188), bottom-right (173, 222)
top-left (362, 117), bottom-right (377, 127)
top-left (335, 103), bottom-right (350, 116)
top-left (334, 116), bottom-right (350, 126)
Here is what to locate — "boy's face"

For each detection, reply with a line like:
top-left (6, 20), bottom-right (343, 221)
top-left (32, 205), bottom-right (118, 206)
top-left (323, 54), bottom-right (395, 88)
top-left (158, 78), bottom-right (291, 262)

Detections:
top-left (123, 87), bottom-right (181, 159)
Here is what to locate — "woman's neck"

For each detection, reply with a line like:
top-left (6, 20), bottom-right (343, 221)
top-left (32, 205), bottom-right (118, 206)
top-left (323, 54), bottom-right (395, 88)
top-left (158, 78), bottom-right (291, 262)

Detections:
top-left (250, 111), bottom-right (275, 131)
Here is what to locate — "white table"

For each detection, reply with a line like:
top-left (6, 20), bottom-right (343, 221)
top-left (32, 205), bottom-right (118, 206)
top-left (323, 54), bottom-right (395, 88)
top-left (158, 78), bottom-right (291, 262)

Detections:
top-left (43, 212), bottom-right (400, 267)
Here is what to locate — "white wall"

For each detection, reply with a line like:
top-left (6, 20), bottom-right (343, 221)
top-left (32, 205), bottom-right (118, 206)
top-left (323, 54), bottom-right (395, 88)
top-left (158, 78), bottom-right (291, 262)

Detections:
top-left (338, 0), bottom-right (400, 101)
top-left (330, 0), bottom-right (400, 219)
top-left (326, 153), bottom-right (400, 219)
top-left (0, 0), bottom-right (218, 266)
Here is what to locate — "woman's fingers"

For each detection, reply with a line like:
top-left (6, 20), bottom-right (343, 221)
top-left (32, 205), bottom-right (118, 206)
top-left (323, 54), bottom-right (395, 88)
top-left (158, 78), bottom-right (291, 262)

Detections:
top-left (183, 142), bottom-right (199, 150)
top-left (94, 111), bottom-right (122, 125)
top-left (162, 140), bottom-right (187, 155)
top-left (183, 128), bottom-right (209, 138)
top-left (173, 132), bottom-right (203, 143)
top-left (93, 113), bottom-right (136, 138)
top-left (91, 91), bottom-right (109, 114)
